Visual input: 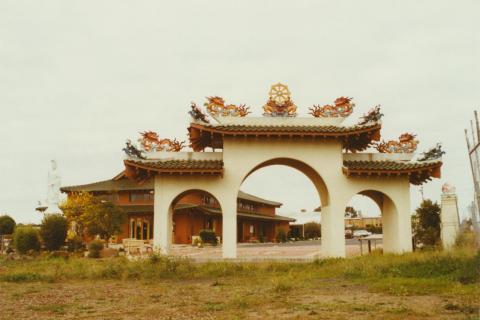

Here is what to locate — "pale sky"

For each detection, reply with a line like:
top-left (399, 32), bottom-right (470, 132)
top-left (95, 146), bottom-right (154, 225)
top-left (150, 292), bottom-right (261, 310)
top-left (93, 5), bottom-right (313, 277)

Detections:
top-left (0, 1), bottom-right (479, 223)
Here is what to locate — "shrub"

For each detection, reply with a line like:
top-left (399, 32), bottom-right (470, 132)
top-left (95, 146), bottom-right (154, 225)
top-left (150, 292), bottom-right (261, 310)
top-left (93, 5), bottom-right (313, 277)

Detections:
top-left (67, 234), bottom-right (84, 252)
top-left (13, 226), bottom-right (41, 254)
top-left (304, 222), bottom-right (321, 239)
top-left (276, 228), bottom-right (288, 243)
top-left (365, 225), bottom-right (382, 234)
top-left (40, 214), bottom-right (68, 251)
top-left (199, 229), bottom-right (218, 245)
top-left (259, 234), bottom-right (266, 243)
top-left (0, 215), bottom-right (16, 235)
top-left (88, 240), bottom-right (104, 258)
top-left (455, 230), bottom-right (477, 249)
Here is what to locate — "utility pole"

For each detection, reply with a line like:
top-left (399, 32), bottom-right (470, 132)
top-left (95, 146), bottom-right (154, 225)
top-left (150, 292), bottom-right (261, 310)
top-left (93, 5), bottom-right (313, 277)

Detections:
top-left (465, 110), bottom-right (480, 243)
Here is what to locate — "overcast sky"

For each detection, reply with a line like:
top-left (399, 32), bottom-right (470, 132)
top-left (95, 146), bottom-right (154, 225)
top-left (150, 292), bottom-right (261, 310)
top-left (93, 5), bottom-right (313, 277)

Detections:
top-left (1, 1), bottom-right (479, 223)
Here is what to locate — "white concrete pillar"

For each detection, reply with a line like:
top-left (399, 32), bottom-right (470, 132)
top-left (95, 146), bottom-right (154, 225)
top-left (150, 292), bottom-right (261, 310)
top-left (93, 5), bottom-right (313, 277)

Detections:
top-left (153, 176), bottom-right (173, 254)
top-left (440, 192), bottom-right (460, 249)
top-left (383, 193), bottom-right (412, 254)
top-left (321, 203), bottom-right (346, 258)
top-left (221, 195), bottom-right (237, 259)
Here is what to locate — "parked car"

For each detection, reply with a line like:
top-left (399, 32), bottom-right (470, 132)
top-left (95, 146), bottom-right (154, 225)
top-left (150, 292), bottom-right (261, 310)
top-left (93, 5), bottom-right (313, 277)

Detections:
top-left (353, 230), bottom-right (372, 238)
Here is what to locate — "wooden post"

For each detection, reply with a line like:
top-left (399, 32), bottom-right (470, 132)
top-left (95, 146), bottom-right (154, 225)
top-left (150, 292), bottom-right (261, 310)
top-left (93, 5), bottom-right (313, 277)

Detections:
top-left (368, 239), bottom-right (372, 253)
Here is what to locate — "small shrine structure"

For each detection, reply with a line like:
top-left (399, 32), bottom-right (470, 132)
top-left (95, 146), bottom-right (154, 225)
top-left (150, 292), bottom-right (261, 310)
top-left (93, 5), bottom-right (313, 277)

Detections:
top-left (440, 183), bottom-right (460, 249)
top-left (122, 83), bottom-right (443, 258)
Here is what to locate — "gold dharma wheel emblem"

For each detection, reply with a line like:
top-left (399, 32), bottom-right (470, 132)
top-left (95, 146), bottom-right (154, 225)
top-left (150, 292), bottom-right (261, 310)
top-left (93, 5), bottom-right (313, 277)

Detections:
top-left (269, 83), bottom-right (291, 105)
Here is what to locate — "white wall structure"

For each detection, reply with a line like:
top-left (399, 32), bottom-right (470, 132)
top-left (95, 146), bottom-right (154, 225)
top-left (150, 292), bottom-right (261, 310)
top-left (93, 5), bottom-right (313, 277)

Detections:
top-left (440, 183), bottom-right (460, 249)
top-left (123, 85), bottom-right (443, 259)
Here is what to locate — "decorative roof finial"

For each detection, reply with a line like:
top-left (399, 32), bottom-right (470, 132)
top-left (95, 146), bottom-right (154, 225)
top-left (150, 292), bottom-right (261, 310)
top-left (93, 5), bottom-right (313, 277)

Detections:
top-left (123, 139), bottom-right (146, 159)
top-left (418, 143), bottom-right (445, 161)
top-left (358, 105), bottom-right (383, 125)
top-left (189, 102), bottom-right (210, 123)
top-left (263, 83), bottom-right (297, 117)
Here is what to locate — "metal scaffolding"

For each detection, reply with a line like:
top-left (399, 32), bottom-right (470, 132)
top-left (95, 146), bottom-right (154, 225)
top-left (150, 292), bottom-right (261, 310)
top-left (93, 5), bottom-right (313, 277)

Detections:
top-left (464, 111), bottom-right (480, 239)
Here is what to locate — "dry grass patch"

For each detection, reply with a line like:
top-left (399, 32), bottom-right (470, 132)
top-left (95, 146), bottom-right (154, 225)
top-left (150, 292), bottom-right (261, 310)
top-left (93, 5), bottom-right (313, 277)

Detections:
top-left (0, 249), bottom-right (478, 319)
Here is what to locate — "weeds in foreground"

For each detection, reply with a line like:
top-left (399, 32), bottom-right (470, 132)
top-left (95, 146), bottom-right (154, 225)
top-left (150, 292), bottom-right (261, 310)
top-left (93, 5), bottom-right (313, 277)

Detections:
top-left (0, 249), bottom-right (478, 297)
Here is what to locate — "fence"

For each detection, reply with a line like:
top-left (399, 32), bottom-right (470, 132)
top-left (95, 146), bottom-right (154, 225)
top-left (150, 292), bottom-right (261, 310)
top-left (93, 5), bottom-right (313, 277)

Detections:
top-left (465, 110), bottom-right (480, 242)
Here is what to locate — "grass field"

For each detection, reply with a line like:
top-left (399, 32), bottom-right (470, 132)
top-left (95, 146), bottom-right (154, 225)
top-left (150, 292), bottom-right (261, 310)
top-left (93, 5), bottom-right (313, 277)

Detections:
top-left (0, 249), bottom-right (478, 320)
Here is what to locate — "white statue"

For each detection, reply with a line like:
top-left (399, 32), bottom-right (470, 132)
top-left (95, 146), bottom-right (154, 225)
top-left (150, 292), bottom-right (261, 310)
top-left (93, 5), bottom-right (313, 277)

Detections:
top-left (441, 182), bottom-right (456, 195)
top-left (44, 160), bottom-right (62, 214)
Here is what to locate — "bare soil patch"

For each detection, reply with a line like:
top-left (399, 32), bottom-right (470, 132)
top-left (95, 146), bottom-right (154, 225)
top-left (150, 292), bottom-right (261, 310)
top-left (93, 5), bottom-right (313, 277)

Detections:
top-left (0, 278), bottom-right (476, 320)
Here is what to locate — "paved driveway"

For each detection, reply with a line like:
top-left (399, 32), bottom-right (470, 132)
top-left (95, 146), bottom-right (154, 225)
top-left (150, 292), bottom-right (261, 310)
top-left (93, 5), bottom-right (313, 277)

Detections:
top-left (170, 239), bottom-right (383, 261)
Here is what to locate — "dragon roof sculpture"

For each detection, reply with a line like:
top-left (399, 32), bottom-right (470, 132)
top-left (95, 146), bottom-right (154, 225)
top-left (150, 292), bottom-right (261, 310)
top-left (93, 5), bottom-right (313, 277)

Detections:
top-left (374, 133), bottom-right (419, 153)
top-left (138, 131), bottom-right (185, 152)
top-left (204, 96), bottom-right (251, 117)
top-left (309, 96), bottom-right (355, 118)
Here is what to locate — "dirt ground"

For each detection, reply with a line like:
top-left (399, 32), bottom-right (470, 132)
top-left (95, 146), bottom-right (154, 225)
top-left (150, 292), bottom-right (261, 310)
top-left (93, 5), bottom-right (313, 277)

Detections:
top-left (0, 278), bottom-right (476, 320)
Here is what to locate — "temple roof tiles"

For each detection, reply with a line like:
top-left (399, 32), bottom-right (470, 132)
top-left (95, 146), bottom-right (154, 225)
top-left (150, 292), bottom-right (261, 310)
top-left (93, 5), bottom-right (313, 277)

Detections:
top-left (342, 160), bottom-right (442, 185)
top-left (124, 159), bottom-right (224, 177)
top-left (188, 121), bottom-right (381, 152)
top-left (343, 160), bottom-right (441, 171)
top-left (193, 122), bottom-right (380, 133)
top-left (60, 177), bottom-right (153, 192)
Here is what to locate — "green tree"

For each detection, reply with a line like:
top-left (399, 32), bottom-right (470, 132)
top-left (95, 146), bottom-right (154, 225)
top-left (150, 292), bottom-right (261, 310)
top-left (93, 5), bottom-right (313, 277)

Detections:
top-left (304, 222), bottom-right (321, 239)
top-left (60, 193), bottom-right (126, 246)
top-left (84, 201), bottom-right (126, 246)
top-left (60, 192), bottom-right (95, 235)
top-left (40, 214), bottom-right (68, 251)
top-left (0, 215), bottom-right (16, 235)
top-left (345, 206), bottom-right (358, 218)
top-left (14, 226), bottom-right (41, 254)
top-left (413, 199), bottom-right (441, 247)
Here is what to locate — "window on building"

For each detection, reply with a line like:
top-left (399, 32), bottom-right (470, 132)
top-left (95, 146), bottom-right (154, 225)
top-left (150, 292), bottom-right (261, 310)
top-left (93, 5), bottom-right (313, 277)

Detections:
top-left (238, 201), bottom-right (256, 212)
top-left (129, 192), bottom-right (154, 202)
top-left (202, 195), bottom-right (218, 207)
top-left (205, 217), bottom-right (213, 230)
top-left (130, 220), bottom-right (135, 238)
top-left (129, 217), bottom-right (152, 240)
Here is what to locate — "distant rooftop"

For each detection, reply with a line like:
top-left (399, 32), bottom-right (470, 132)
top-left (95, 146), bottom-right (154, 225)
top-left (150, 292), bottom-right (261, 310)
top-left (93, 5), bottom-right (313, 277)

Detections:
top-left (61, 173), bottom-right (282, 207)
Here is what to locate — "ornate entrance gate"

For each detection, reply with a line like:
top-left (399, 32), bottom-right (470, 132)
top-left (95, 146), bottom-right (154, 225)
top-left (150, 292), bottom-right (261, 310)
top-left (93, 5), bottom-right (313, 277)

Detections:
top-left (123, 84), bottom-right (443, 258)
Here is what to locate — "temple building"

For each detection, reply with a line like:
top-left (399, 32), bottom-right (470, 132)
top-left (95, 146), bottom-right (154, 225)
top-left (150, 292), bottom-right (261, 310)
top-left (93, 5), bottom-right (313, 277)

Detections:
top-left (61, 172), bottom-right (293, 244)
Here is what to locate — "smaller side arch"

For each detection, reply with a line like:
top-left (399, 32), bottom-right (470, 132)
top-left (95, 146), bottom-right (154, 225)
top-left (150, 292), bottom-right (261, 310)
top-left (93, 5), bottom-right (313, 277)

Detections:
top-left (167, 189), bottom-right (224, 245)
top-left (346, 189), bottom-right (402, 254)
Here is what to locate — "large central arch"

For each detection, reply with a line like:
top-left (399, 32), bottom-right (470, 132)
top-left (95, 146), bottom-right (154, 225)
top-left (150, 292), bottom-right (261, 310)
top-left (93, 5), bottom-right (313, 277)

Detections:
top-left (241, 157), bottom-right (329, 207)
